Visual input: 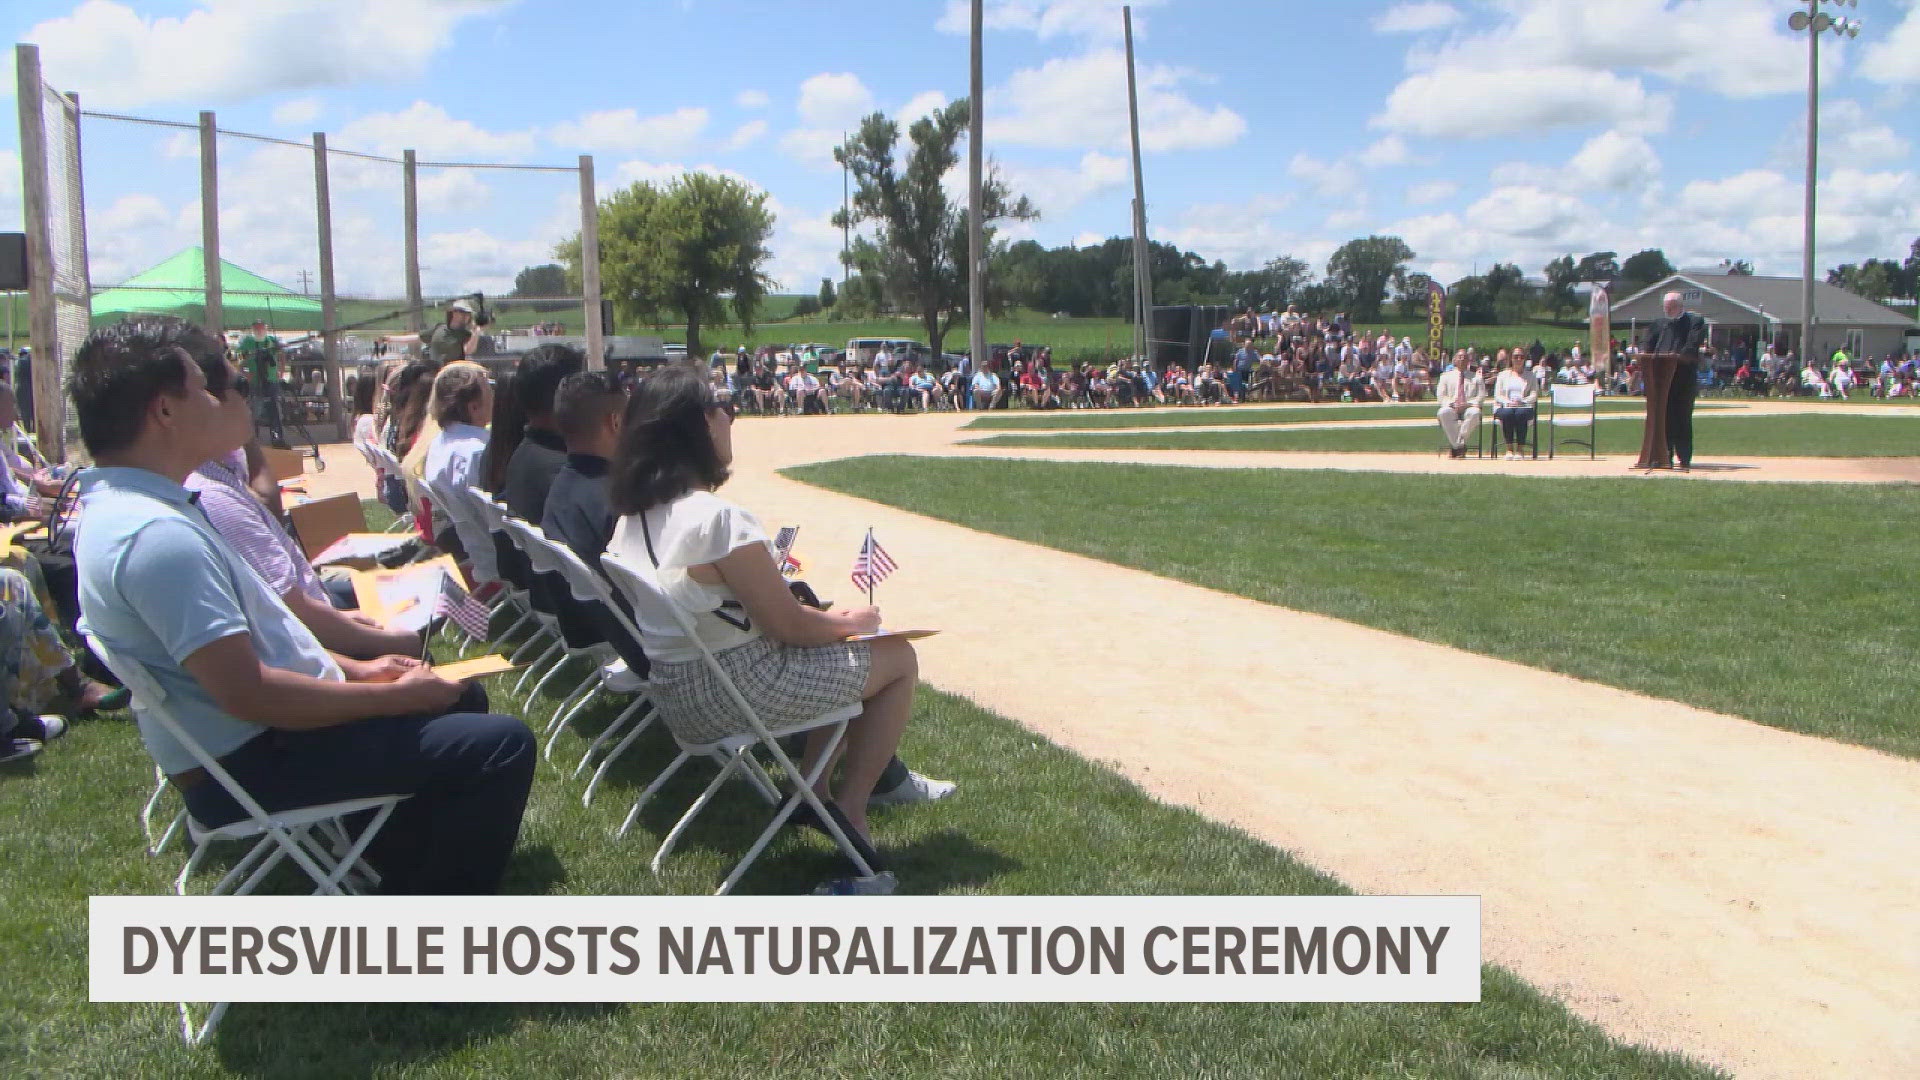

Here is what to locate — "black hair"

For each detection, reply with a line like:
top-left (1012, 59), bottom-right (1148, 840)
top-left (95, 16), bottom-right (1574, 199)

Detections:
top-left (553, 371), bottom-right (625, 442)
top-left (430, 363), bottom-right (489, 429)
top-left (608, 364), bottom-right (728, 515)
top-left (480, 371), bottom-right (520, 494)
top-left (69, 316), bottom-right (225, 457)
top-left (480, 343), bottom-right (581, 493)
top-left (389, 360), bottom-right (438, 452)
top-left (515, 343), bottom-right (584, 420)
top-left (351, 371), bottom-right (377, 416)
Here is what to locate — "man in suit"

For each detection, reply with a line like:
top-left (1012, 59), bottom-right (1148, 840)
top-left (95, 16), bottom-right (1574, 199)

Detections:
top-left (1635, 292), bottom-right (1707, 471)
top-left (1434, 349), bottom-right (1486, 458)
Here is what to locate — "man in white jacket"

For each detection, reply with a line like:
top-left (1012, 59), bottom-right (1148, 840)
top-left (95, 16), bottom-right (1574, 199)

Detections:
top-left (1434, 350), bottom-right (1486, 458)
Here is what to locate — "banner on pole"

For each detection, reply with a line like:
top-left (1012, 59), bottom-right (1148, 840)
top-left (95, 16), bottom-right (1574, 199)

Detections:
top-left (1426, 281), bottom-right (1447, 360)
top-left (1589, 286), bottom-right (1611, 376)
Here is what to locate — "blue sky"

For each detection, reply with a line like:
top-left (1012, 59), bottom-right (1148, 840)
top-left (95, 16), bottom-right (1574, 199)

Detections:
top-left (2, 0), bottom-right (1916, 302)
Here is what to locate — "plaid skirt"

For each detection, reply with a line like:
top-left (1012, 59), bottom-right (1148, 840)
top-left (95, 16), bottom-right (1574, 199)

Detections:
top-left (649, 636), bottom-right (871, 746)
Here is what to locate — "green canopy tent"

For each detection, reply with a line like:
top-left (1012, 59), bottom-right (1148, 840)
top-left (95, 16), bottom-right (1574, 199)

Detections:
top-left (89, 247), bottom-right (324, 332)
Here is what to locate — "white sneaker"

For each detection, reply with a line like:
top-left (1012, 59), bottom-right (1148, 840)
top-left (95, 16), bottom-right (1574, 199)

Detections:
top-left (868, 771), bottom-right (957, 807)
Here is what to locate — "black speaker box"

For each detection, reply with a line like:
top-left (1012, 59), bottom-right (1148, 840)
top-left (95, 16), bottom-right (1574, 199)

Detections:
top-left (0, 234), bottom-right (28, 291)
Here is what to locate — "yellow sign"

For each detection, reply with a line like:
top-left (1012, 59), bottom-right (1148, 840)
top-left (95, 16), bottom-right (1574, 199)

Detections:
top-left (1426, 282), bottom-right (1447, 360)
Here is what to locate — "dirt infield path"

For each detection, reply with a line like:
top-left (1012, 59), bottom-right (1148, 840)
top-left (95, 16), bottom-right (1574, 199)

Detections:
top-left (307, 407), bottom-right (1919, 1079)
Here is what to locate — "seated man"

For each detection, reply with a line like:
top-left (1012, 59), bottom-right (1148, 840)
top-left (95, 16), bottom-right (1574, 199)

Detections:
top-left (1434, 350), bottom-right (1486, 458)
top-left (72, 316), bottom-right (534, 894)
top-left (186, 440), bottom-right (421, 661)
top-left (501, 343), bottom-right (584, 524)
top-left (541, 372), bottom-right (953, 808)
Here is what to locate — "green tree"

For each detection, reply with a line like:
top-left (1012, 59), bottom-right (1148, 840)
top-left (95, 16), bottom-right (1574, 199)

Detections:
top-left (1392, 271), bottom-right (1436, 320)
top-left (834, 100), bottom-right (1037, 355)
top-left (1448, 274), bottom-right (1496, 324)
top-left (557, 172), bottom-right (775, 359)
top-left (1573, 251), bottom-right (1620, 283)
top-left (818, 277), bottom-right (837, 312)
top-left (1543, 255), bottom-right (1579, 318)
top-left (791, 295), bottom-right (821, 319)
top-left (1486, 263), bottom-right (1536, 324)
top-left (511, 262), bottom-right (571, 312)
top-left (1324, 236), bottom-right (1415, 321)
top-left (1618, 248), bottom-right (1674, 293)
top-left (1720, 259), bottom-right (1754, 276)
top-left (1829, 261), bottom-right (1899, 300)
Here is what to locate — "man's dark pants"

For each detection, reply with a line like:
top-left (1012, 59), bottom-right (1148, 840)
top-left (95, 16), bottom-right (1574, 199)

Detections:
top-left (182, 683), bottom-right (535, 894)
top-left (1668, 361), bottom-right (1699, 468)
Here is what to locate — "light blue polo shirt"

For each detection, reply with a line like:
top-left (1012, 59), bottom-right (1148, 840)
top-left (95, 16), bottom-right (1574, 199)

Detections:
top-left (75, 467), bottom-right (342, 775)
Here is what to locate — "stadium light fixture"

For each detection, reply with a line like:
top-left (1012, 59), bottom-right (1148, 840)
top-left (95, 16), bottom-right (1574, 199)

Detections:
top-left (1786, 0), bottom-right (1862, 366)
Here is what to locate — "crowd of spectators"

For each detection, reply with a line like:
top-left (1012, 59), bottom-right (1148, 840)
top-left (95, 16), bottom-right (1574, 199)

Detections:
top-left (44, 318), bottom-right (953, 894)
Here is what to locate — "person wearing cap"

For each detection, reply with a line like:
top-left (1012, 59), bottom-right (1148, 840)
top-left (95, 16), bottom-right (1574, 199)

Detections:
top-left (236, 319), bottom-right (286, 449)
top-left (421, 301), bottom-right (479, 365)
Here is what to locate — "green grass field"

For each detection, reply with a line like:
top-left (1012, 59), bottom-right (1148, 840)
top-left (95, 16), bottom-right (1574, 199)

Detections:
top-left (0, 504), bottom-right (1720, 1078)
top-left (966, 412), bottom-right (1919, 457)
top-left (964, 400), bottom-right (1666, 431)
top-left (787, 458), bottom-right (1920, 761)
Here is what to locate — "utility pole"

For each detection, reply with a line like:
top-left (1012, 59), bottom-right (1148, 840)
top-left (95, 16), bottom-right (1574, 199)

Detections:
top-left (296, 268), bottom-right (313, 294)
top-left (842, 130), bottom-right (851, 292)
top-left (1123, 6), bottom-right (1153, 363)
top-left (967, 0), bottom-right (987, 379)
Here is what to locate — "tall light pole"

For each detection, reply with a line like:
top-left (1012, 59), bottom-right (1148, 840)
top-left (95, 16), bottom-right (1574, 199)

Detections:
top-left (1787, 0), bottom-right (1861, 364)
top-left (968, 0), bottom-right (986, 379)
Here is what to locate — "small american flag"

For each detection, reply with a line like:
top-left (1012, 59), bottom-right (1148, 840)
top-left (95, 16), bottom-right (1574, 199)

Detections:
top-left (433, 570), bottom-right (492, 641)
top-left (773, 526), bottom-right (802, 577)
top-left (850, 531), bottom-right (897, 594)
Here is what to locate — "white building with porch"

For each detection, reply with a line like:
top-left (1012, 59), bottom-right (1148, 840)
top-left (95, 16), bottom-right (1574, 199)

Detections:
top-left (1609, 273), bottom-right (1919, 369)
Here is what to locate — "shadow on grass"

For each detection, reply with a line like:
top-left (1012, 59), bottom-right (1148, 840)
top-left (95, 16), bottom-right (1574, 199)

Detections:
top-left (210, 1000), bottom-right (624, 1080)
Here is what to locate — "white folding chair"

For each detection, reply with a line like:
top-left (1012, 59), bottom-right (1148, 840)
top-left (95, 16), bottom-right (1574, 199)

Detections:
top-left (464, 490), bottom-right (565, 675)
top-left (499, 517), bottom-right (623, 731)
top-left (364, 444), bottom-right (414, 533)
top-left (141, 764), bottom-right (188, 856)
top-left (513, 524), bottom-right (659, 793)
top-left (599, 553), bottom-right (877, 895)
top-left (84, 633), bottom-right (408, 1046)
top-left (1548, 382), bottom-right (1597, 459)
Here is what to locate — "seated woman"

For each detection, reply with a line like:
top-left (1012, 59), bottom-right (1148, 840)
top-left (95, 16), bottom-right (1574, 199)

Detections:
top-left (0, 566), bottom-right (127, 762)
top-left (1492, 350), bottom-right (1538, 460)
top-left (603, 366), bottom-right (920, 851)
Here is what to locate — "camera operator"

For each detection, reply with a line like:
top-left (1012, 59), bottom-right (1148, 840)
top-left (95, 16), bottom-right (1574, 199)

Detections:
top-left (422, 299), bottom-right (483, 365)
top-left (236, 319), bottom-right (289, 449)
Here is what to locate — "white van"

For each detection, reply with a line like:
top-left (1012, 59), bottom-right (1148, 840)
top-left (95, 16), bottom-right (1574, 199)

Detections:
top-left (846, 337), bottom-right (930, 369)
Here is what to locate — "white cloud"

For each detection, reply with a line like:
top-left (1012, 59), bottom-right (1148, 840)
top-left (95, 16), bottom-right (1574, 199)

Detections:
top-left (416, 170), bottom-right (491, 214)
top-left (1001, 151), bottom-right (1129, 216)
top-left (935, 0), bottom-right (1164, 42)
top-left (1398, 0), bottom-right (1823, 101)
top-left (1288, 154), bottom-right (1347, 199)
top-left (1158, 195), bottom-right (1324, 272)
top-left (1406, 179), bottom-right (1458, 205)
top-left (899, 91), bottom-right (950, 123)
top-left (1356, 136), bottom-right (1412, 168)
top-left (1770, 99), bottom-right (1911, 171)
top-left (762, 198), bottom-right (848, 293)
top-left (796, 72), bottom-right (877, 128)
top-left (548, 107), bottom-right (708, 157)
top-left (780, 73), bottom-right (876, 169)
top-left (272, 96), bottom-right (323, 128)
top-left (990, 50), bottom-right (1246, 152)
top-left (735, 89), bottom-right (771, 109)
top-left (1567, 130), bottom-right (1657, 192)
top-left (1376, 67), bottom-right (1671, 138)
top-left (1373, 2), bottom-right (1461, 34)
top-left (1464, 186), bottom-right (1588, 240)
top-left (22, 0), bottom-right (507, 109)
top-left (335, 102), bottom-right (537, 160)
top-left (612, 161), bottom-right (755, 190)
top-left (725, 120), bottom-right (769, 152)
top-left (1860, 0), bottom-right (1920, 86)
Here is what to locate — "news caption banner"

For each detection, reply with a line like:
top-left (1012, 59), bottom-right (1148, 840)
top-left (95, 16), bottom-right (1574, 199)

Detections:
top-left (94, 896), bottom-right (1479, 1003)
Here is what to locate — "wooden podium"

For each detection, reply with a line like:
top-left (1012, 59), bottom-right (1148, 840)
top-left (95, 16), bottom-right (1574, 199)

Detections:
top-left (1634, 352), bottom-right (1682, 469)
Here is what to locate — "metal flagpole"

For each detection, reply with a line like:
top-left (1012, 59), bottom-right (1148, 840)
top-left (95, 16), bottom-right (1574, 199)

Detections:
top-left (968, 0), bottom-right (987, 387)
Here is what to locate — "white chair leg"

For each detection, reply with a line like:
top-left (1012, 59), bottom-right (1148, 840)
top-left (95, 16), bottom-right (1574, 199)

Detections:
top-left (541, 675), bottom-right (602, 762)
top-left (618, 750), bottom-right (690, 837)
top-left (524, 651), bottom-right (577, 704)
top-left (513, 641), bottom-right (564, 695)
top-left (152, 811), bottom-right (187, 857)
top-left (141, 767), bottom-right (170, 851)
top-left (181, 999), bottom-right (232, 1046)
top-left (651, 755), bottom-right (743, 873)
top-left (586, 704), bottom-right (657, 805)
top-left (574, 697), bottom-right (650, 779)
